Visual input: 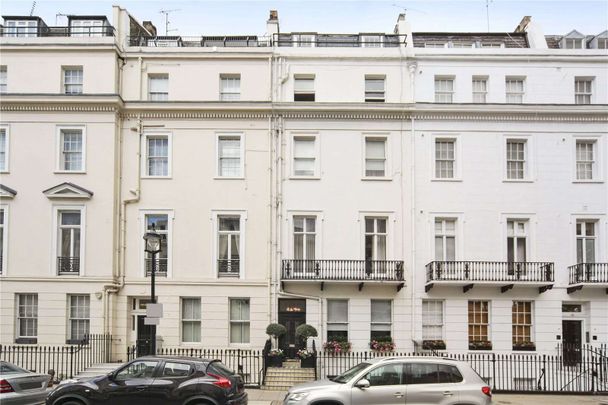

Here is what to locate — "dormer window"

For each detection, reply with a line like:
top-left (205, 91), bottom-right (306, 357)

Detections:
top-left (564, 38), bottom-right (583, 49)
top-left (4, 19), bottom-right (38, 37)
top-left (560, 30), bottom-right (586, 49)
top-left (294, 34), bottom-right (316, 47)
top-left (70, 19), bottom-right (104, 37)
top-left (360, 35), bottom-right (383, 48)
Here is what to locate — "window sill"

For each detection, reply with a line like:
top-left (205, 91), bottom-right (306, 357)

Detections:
top-left (54, 170), bottom-right (86, 174)
top-left (502, 179), bottom-right (534, 183)
top-left (142, 176), bottom-right (173, 180)
top-left (361, 177), bottom-right (392, 181)
top-left (0, 170), bottom-right (9, 174)
top-left (15, 338), bottom-right (37, 344)
top-left (431, 178), bottom-right (462, 182)
top-left (290, 176), bottom-right (321, 180)
top-left (213, 176), bottom-right (245, 180)
top-left (572, 180), bottom-right (604, 184)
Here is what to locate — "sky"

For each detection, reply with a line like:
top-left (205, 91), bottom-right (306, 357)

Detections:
top-left (1, 0), bottom-right (607, 36)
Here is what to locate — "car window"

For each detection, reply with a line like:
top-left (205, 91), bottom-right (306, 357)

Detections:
top-left (0, 362), bottom-right (26, 374)
top-left (332, 362), bottom-right (371, 384)
top-left (438, 364), bottom-right (463, 383)
top-left (364, 363), bottom-right (404, 386)
top-left (405, 363), bottom-right (439, 384)
top-left (207, 361), bottom-right (234, 377)
top-left (161, 362), bottom-right (191, 377)
top-left (115, 360), bottom-right (159, 380)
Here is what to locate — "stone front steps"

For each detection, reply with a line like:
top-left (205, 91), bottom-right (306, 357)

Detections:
top-left (262, 360), bottom-right (315, 391)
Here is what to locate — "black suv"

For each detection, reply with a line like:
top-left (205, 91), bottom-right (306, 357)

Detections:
top-left (46, 356), bottom-right (247, 405)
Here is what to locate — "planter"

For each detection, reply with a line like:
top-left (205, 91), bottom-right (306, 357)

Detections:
top-left (513, 342), bottom-right (536, 351)
top-left (300, 355), bottom-right (316, 368)
top-left (422, 340), bottom-right (446, 350)
top-left (267, 356), bottom-right (283, 367)
top-left (469, 341), bottom-right (493, 351)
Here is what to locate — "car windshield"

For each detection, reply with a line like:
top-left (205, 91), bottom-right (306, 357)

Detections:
top-left (332, 362), bottom-right (371, 384)
top-left (0, 361), bottom-right (27, 374)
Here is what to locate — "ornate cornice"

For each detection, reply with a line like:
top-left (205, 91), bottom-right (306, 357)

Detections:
top-left (119, 111), bottom-right (271, 119)
top-left (0, 104), bottom-right (119, 112)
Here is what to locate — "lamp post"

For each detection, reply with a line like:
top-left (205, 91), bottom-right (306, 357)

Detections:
top-left (143, 228), bottom-right (162, 355)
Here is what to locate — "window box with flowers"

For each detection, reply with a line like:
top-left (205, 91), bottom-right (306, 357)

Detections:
top-left (513, 341), bottom-right (536, 351)
top-left (323, 339), bottom-right (352, 354)
top-left (422, 339), bottom-right (446, 350)
top-left (266, 348), bottom-right (285, 367)
top-left (297, 349), bottom-right (316, 368)
top-left (370, 336), bottom-right (395, 352)
top-left (469, 340), bottom-right (493, 351)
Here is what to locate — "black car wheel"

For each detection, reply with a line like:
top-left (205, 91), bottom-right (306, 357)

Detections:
top-left (59, 400), bottom-right (85, 405)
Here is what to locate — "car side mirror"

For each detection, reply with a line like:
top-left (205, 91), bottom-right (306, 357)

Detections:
top-left (355, 379), bottom-right (370, 389)
top-left (107, 372), bottom-right (116, 381)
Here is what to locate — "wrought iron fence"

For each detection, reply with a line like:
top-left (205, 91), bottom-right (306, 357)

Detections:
top-left (57, 256), bottom-right (80, 275)
top-left (0, 334), bottom-right (112, 380)
top-left (282, 259), bottom-right (404, 281)
top-left (426, 261), bottom-right (554, 283)
top-left (1, 26), bottom-right (115, 37)
top-left (127, 346), bottom-right (263, 387)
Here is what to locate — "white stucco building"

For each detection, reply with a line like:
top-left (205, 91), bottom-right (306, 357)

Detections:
top-left (0, 7), bottom-right (606, 361)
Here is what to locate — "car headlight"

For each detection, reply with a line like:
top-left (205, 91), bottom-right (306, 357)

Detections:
top-left (288, 392), bottom-right (310, 401)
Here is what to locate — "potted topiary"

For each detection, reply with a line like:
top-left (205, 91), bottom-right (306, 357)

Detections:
top-left (296, 324), bottom-right (318, 368)
top-left (265, 323), bottom-right (287, 348)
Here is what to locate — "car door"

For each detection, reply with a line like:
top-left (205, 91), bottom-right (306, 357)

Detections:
top-left (351, 362), bottom-right (406, 405)
top-left (103, 359), bottom-right (160, 405)
top-left (147, 361), bottom-right (195, 405)
top-left (404, 362), bottom-right (459, 405)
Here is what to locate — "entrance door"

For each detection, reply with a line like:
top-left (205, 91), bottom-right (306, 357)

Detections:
top-left (562, 320), bottom-right (582, 365)
top-left (137, 315), bottom-right (154, 357)
top-left (278, 299), bottom-right (306, 358)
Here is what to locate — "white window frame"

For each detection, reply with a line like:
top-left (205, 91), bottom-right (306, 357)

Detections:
top-left (468, 300), bottom-right (490, 343)
top-left (370, 299), bottom-right (392, 339)
top-left (424, 42), bottom-right (447, 48)
top-left (5, 20), bottom-right (38, 37)
top-left (62, 66), bottom-right (83, 95)
top-left (67, 294), bottom-right (90, 342)
top-left (0, 205), bottom-right (8, 276)
top-left (212, 210), bottom-right (247, 279)
top-left (291, 133), bottom-right (320, 179)
top-left (432, 135), bottom-right (461, 181)
top-left (215, 133), bottom-right (244, 179)
top-left (434, 76), bottom-right (454, 103)
top-left (574, 77), bottom-right (593, 105)
top-left (294, 34), bottom-right (316, 48)
top-left (573, 136), bottom-right (603, 183)
top-left (70, 19), bottom-right (104, 37)
top-left (229, 297), bottom-right (250, 345)
top-left (56, 126), bottom-right (86, 173)
top-left (362, 134), bottom-right (390, 180)
top-left (326, 299), bottom-right (349, 341)
top-left (472, 76), bottom-right (488, 103)
top-left (364, 75), bottom-right (386, 102)
top-left (506, 219), bottom-right (529, 264)
top-left (597, 38), bottom-right (608, 49)
top-left (0, 66), bottom-right (6, 93)
top-left (148, 74), bottom-right (169, 101)
top-left (564, 38), bottom-right (584, 49)
top-left (16, 293), bottom-right (38, 342)
top-left (292, 215), bottom-right (317, 261)
top-left (142, 132), bottom-right (172, 178)
top-left (434, 218), bottom-right (457, 261)
top-left (287, 210), bottom-right (323, 260)
top-left (450, 41), bottom-right (474, 48)
top-left (360, 34), bottom-right (383, 48)
top-left (359, 211), bottom-right (395, 262)
top-left (505, 76), bottom-right (525, 103)
top-left (52, 205), bottom-right (86, 276)
top-left (220, 74), bottom-right (241, 101)
top-left (501, 213), bottom-right (536, 262)
top-left (0, 125), bottom-right (9, 173)
top-left (181, 297), bottom-right (202, 344)
top-left (294, 75), bottom-right (315, 102)
top-left (422, 300), bottom-right (444, 340)
top-left (503, 136), bottom-right (533, 182)
top-left (512, 301), bottom-right (533, 346)
top-left (576, 220), bottom-right (597, 264)
top-left (139, 210), bottom-right (174, 278)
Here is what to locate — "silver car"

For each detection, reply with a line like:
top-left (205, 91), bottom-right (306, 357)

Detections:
top-left (284, 357), bottom-right (492, 405)
top-left (0, 361), bottom-right (51, 405)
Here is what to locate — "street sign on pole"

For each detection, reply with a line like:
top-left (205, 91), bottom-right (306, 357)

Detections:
top-left (144, 317), bottom-right (160, 325)
top-left (146, 303), bottom-right (163, 318)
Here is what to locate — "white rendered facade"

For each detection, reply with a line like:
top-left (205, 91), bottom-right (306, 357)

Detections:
top-left (0, 8), bottom-right (606, 361)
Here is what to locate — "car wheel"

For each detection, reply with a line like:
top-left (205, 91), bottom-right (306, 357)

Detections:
top-left (59, 400), bottom-right (85, 405)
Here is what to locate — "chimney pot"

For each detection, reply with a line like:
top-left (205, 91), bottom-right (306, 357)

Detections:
top-left (269, 10), bottom-right (278, 21)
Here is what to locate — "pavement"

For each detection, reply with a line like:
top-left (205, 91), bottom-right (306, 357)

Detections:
top-left (245, 389), bottom-right (608, 405)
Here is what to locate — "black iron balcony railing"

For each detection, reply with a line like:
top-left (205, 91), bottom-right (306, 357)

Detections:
top-left (58, 256), bottom-right (80, 275)
top-left (218, 259), bottom-right (240, 277)
top-left (0, 254), bottom-right (3, 274)
top-left (282, 259), bottom-right (404, 282)
top-left (145, 258), bottom-right (168, 277)
top-left (426, 261), bottom-right (554, 283)
top-left (128, 35), bottom-right (263, 48)
top-left (1, 26), bottom-right (115, 38)
top-left (274, 33), bottom-right (407, 48)
top-left (568, 263), bottom-right (608, 284)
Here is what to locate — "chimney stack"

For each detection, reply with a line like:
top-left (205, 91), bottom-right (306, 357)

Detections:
top-left (266, 9), bottom-right (279, 38)
top-left (143, 20), bottom-right (157, 36)
top-left (394, 13), bottom-right (412, 48)
top-left (514, 16), bottom-right (547, 49)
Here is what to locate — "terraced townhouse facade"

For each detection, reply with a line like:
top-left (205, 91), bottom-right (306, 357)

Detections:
top-left (0, 7), bottom-right (606, 361)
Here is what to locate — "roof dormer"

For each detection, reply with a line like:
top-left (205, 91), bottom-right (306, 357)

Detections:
top-left (2, 16), bottom-right (47, 37)
top-left (560, 30), bottom-right (586, 49)
top-left (67, 15), bottom-right (111, 37)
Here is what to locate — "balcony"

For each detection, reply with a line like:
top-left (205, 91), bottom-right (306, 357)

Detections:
top-left (425, 261), bottom-right (554, 294)
top-left (218, 259), bottom-right (240, 278)
top-left (128, 35), bottom-right (264, 48)
top-left (281, 259), bottom-right (405, 291)
top-left (145, 258), bottom-right (168, 277)
top-left (567, 263), bottom-right (608, 294)
top-left (1, 26), bottom-right (115, 38)
top-left (274, 33), bottom-right (407, 48)
top-left (57, 256), bottom-right (80, 275)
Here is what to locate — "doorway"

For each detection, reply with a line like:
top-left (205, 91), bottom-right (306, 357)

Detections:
top-left (136, 315), bottom-right (154, 356)
top-left (278, 299), bottom-right (306, 358)
top-left (562, 320), bottom-right (582, 365)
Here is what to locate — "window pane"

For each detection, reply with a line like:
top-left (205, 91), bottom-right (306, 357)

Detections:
top-left (366, 139), bottom-right (385, 159)
top-left (294, 78), bottom-right (314, 92)
top-left (371, 300), bottom-right (391, 323)
top-left (327, 300), bottom-right (347, 323)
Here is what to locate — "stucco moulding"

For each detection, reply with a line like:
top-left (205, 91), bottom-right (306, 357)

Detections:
top-left (42, 182), bottom-right (93, 200)
top-left (0, 184), bottom-right (17, 199)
